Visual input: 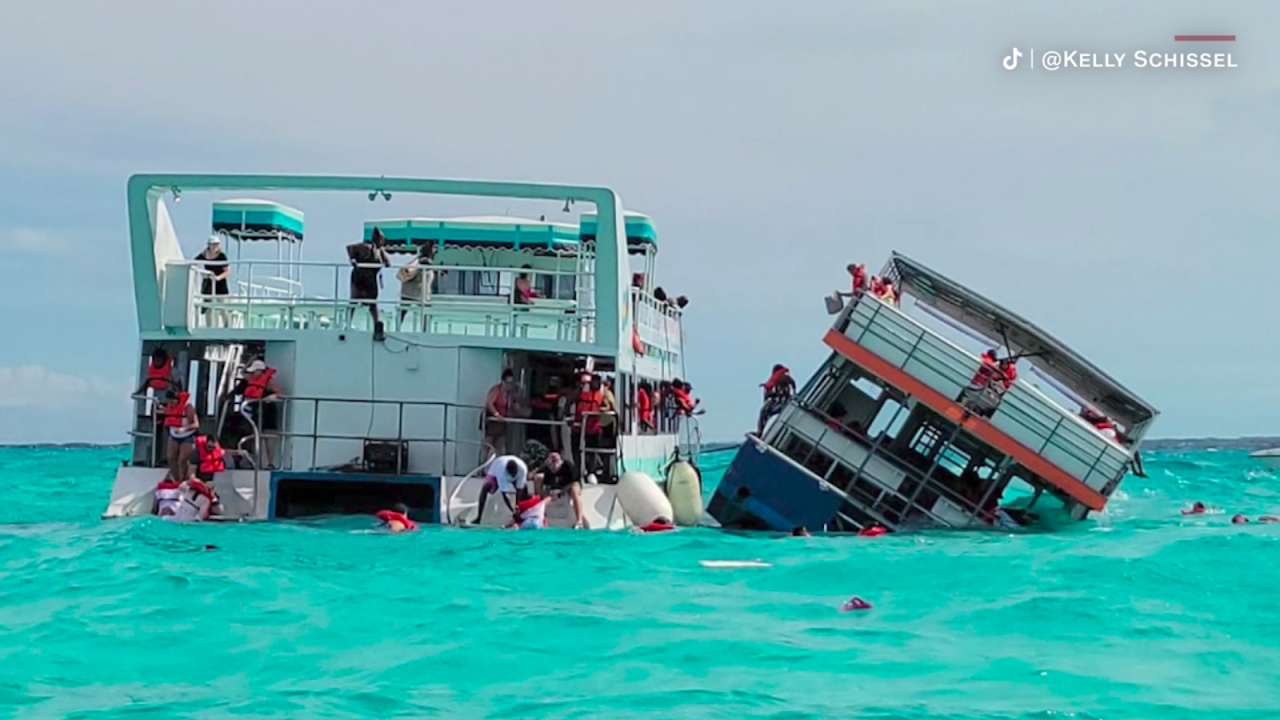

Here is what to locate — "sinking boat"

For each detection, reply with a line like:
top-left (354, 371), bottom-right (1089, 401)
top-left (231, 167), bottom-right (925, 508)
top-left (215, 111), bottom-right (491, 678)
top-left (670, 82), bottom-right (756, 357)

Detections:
top-left (708, 253), bottom-right (1158, 532)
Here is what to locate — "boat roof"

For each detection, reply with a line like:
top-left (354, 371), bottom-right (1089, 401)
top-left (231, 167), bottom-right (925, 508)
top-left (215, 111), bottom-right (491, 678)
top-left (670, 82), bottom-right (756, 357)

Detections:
top-left (888, 252), bottom-right (1158, 428)
top-left (212, 198), bottom-right (305, 241)
top-left (363, 216), bottom-right (580, 253)
top-left (579, 211), bottom-right (656, 253)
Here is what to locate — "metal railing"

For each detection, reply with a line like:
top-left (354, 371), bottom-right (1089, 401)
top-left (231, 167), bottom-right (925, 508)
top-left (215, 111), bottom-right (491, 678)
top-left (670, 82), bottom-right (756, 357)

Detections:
top-left (840, 296), bottom-right (1131, 492)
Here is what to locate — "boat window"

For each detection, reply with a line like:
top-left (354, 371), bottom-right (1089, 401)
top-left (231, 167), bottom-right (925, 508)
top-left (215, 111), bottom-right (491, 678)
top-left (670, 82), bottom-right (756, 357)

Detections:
top-left (536, 273), bottom-right (577, 300)
top-left (936, 445), bottom-right (971, 477)
top-left (803, 448), bottom-right (835, 479)
top-left (437, 270), bottom-right (510, 296)
top-left (867, 398), bottom-right (910, 441)
top-left (851, 376), bottom-right (882, 401)
top-left (910, 422), bottom-right (946, 459)
top-left (779, 433), bottom-right (816, 467)
top-left (828, 463), bottom-right (855, 492)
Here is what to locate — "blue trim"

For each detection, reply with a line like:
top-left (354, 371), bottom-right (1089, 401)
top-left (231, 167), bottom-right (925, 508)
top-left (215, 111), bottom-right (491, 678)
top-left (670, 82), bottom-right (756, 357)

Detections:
top-left (268, 471), bottom-right (442, 523)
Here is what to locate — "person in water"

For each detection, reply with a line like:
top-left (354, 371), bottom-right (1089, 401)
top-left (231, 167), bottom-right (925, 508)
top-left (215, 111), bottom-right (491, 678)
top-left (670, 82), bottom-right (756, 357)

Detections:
top-left (1182, 501), bottom-right (1208, 515)
top-left (509, 493), bottom-right (547, 530)
top-left (376, 503), bottom-right (418, 532)
top-left (757, 364), bottom-right (796, 436)
top-left (473, 455), bottom-right (529, 524)
top-left (790, 525), bottom-right (811, 537)
top-left (532, 452), bottom-right (589, 529)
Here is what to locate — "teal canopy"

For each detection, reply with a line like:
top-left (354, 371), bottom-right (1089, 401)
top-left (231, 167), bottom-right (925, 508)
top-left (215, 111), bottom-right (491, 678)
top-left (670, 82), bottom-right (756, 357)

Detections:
top-left (578, 211), bottom-right (656, 254)
top-left (212, 199), bottom-right (304, 241)
top-left (363, 216), bottom-right (580, 254)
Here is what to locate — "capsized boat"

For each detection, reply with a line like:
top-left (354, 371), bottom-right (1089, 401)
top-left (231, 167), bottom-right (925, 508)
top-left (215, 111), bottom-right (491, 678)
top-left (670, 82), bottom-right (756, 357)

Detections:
top-left (708, 253), bottom-right (1158, 532)
top-left (104, 174), bottom-right (700, 529)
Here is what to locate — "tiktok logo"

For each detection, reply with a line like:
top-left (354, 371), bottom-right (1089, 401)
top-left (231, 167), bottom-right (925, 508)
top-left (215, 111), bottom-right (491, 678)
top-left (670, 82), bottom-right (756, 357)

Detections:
top-left (1003, 48), bottom-right (1023, 70)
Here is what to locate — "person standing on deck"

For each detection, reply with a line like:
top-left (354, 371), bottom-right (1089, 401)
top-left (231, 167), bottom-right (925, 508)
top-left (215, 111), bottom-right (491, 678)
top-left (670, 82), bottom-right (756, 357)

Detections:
top-left (484, 369), bottom-right (516, 456)
top-left (194, 235), bottom-right (230, 326)
top-left (347, 227), bottom-right (391, 327)
top-left (161, 388), bottom-right (199, 482)
top-left (532, 451), bottom-right (590, 529)
top-left (473, 455), bottom-right (530, 524)
top-left (234, 359), bottom-right (284, 468)
top-left (135, 347), bottom-right (176, 395)
top-left (397, 243), bottom-right (437, 331)
top-left (757, 364), bottom-right (796, 436)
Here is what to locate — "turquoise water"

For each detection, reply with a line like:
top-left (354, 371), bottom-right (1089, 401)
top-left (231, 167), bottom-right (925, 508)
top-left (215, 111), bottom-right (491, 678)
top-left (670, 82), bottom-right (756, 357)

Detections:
top-left (2, 447), bottom-right (1280, 719)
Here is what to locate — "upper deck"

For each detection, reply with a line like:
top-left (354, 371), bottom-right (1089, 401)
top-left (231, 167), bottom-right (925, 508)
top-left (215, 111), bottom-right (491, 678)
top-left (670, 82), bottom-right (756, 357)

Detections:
top-left (830, 254), bottom-right (1158, 506)
top-left (128, 174), bottom-right (683, 375)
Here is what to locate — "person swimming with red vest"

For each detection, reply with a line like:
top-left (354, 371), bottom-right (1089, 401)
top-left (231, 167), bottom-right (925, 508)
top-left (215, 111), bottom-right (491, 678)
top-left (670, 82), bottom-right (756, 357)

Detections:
top-left (1182, 501), bottom-right (1208, 515)
top-left (857, 523), bottom-right (890, 537)
top-left (637, 516), bottom-right (675, 533)
top-left (376, 503), bottom-right (419, 532)
top-left (757, 364), bottom-right (796, 436)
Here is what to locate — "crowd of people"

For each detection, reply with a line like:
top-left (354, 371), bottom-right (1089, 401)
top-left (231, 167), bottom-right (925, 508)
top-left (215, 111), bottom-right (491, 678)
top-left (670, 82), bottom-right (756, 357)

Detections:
top-left (844, 263), bottom-right (900, 306)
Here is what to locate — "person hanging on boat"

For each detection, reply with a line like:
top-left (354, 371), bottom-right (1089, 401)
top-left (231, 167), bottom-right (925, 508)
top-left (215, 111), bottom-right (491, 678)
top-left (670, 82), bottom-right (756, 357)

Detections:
top-left (959, 349), bottom-right (1008, 418)
top-left (847, 264), bottom-right (869, 297)
top-left (347, 226), bottom-right (391, 328)
top-left (636, 380), bottom-right (656, 434)
top-left (473, 454), bottom-right (530, 525)
top-left (757, 364), bottom-right (796, 436)
top-left (531, 451), bottom-right (589, 529)
top-left (573, 373), bottom-right (613, 483)
top-left (153, 473), bottom-right (216, 522)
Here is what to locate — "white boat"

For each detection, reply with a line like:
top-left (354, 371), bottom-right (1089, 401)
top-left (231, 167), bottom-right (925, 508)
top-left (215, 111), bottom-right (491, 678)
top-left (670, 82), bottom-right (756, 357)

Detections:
top-left (104, 174), bottom-right (699, 529)
top-left (1250, 448), bottom-right (1280, 470)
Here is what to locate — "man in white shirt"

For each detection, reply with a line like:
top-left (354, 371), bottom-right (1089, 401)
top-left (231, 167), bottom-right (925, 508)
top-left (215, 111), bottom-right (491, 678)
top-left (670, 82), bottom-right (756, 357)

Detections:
top-left (473, 455), bottom-right (528, 524)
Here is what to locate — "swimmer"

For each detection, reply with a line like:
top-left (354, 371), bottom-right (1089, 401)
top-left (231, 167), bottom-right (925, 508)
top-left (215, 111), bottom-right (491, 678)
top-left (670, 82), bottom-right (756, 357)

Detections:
top-left (1261, 516), bottom-right (1280, 524)
top-left (1232, 513), bottom-right (1250, 524)
top-left (857, 523), bottom-right (890, 537)
top-left (638, 516), bottom-right (675, 533)
top-left (1181, 501), bottom-right (1208, 515)
top-left (375, 503), bottom-right (419, 533)
top-left (790, 526), bottom-right (810, 537)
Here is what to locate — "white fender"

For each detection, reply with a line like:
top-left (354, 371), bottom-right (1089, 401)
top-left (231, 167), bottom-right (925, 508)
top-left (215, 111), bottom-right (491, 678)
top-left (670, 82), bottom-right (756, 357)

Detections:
top-left (616, 471), bottom-right (672, 527)
top-left (666, 461), bottom-right (703, 527)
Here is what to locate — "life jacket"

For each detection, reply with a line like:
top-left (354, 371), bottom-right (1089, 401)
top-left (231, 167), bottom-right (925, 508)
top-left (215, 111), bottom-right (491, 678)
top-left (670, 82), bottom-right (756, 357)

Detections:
top-left (762, 368), bottom-right (792, 399)
top-left (637, 389), bottom-right (654, 427)
top-left (163, 392), bottom-right (191, 427)
top-left (999, 362), bottom-right (1017, 389)
top-left (576, 388), bottom-right (604, 433)
top-left (243, 368), bottom-right (276, 400)
top-left (195, 435), bottom-right (226, 474)
top-left (968, 354), bottom-right (1002, 390)
top-left (145, 357), bottom-right (174, 391)
top-left (639, 520), bottom-right (675, 532)
top-left (512, 496), bottom-right (547, 529)
top-left (1093, 417), bottom-right (1118, 441)
top-left (155, 479), bottom-right (182, 516)
top-left (851, 267), bottom-right (866, 295)
top-left (632, 326), bottom-right (644, 354)
top-left (375, 509), bottom-right (419, 530)
top-left (857, 525), bottom-right (889, 537)
top-left (174, 479), bottom-right (214, 522)
top-left (671, 387), bottom-right (694, 414)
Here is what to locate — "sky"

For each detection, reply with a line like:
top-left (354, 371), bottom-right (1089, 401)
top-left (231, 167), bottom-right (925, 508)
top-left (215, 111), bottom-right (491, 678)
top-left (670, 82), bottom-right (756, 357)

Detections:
top-left (0, 1), bottom-right (1277, 444)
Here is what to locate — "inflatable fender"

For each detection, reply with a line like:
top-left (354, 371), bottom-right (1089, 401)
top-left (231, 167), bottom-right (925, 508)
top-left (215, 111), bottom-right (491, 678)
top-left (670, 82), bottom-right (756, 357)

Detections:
top-left (666, 461), bottom-right (703, 527)
top-left (616, 471), bottom-right (673, 527)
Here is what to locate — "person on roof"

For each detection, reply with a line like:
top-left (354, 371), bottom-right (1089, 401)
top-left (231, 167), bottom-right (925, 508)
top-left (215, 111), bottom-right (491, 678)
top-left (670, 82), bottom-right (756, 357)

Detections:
top-left (757, 364), bottom-right (796, 436)
top-left (874, 277), bottom-right (900, 306)
top-left (347, 227), bottom-right (391, 327)
top-left (136, 347), bottom-right (176, 395)
top-left (847, 264), bottom-right (868, 296)
top-left (997, 357), bottom-right (1018, 389)
top-left (959, 349), bottom-right (1006, 417)
top-left (397, 243), bottom-right (437, 330)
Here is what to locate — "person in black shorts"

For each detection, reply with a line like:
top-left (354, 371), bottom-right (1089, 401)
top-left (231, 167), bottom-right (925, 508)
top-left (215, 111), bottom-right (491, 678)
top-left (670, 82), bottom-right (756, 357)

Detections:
top-left (347, 227), bottom-right (391, 327)
top-left (531, 452), bottom-right (589, 529)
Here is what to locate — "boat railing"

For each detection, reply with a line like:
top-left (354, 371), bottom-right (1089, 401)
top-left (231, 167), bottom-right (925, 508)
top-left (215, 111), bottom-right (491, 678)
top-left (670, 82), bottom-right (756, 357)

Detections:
top-left (629, 287), bottom-right (684, 353)
top-left (840, 296), bottom-right (1131, 493)
top-left (164, 259), bottom-right (602, 342)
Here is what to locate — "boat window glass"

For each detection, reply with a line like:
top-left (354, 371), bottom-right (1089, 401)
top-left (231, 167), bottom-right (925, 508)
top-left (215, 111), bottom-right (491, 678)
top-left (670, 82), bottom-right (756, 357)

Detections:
top-left (803, 448), bottom-right (835, 479)
top-left (936, 444), bottom-right (970, 477)
top-left (867, 398), bottom-right (910, 441)
top-left (780, 434), bottom-right (816, 467)
top-left (851, 376), bottom-right (882, 401)
top-left (828, 463), bottom-right (855, 492)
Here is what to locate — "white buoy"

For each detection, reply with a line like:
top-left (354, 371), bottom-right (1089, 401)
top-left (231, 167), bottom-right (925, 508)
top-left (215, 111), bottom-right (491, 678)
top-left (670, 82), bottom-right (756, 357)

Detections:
top-left (666, 461), bottom-right (703, 527)
top-left (615, 471), bottom-right (673, 526)
top-left (700, 560), bottom-right (772, 569)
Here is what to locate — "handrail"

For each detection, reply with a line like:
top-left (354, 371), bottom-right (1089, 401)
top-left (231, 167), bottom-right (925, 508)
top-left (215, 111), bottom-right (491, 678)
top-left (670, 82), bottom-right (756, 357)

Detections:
top-left (444, 456), bottom-right (495, 524)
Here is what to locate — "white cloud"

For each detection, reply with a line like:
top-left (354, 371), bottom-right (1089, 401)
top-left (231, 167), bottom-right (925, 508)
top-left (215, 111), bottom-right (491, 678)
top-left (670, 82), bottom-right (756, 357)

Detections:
top-left (0, 365), bottom-right (126, 409)
top-left (0, 227), bottom-right (68, 255)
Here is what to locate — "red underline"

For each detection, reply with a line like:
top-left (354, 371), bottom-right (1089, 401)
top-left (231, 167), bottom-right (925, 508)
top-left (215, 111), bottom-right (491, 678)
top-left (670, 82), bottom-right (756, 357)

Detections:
top-left (1175, 35), bottom-right (1235, 42)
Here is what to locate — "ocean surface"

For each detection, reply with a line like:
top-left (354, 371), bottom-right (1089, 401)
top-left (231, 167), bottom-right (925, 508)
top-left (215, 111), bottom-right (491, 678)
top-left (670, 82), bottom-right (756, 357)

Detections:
top-left (2, 447), bottom-right (1279, 719)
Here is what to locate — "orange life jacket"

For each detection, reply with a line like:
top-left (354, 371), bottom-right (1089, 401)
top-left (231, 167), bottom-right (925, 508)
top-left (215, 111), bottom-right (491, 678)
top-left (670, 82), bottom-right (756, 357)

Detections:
top-left (163, 392), bottom-right (190, 427)
top-left (375, 509), bottom-right (419, 530)
top-left (632, 327), bottom-right (644, 354)
top-left (243, 368), bottom-right (276, 399)
top-left (851, 267), bottom-right (866, 294)
top-left (577, 389), bottom-right (604, 433)
top-left (637, 389), bottom-right (654, 427)
top-left (196, 435), bottom-right (226, 474)
top-left (1000, 362), bottom-right (1017, 389)
top-left (969, 355), bottom-right (1002, 390)
top-left (671, 387), bottom-right (694, 414)
top-left (145, 357), bottom-right (173, 390)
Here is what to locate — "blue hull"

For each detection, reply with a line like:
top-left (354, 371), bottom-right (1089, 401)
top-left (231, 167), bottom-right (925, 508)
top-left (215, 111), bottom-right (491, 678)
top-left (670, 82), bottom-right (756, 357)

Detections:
top-left (706, 439), bottom-right (843, 532)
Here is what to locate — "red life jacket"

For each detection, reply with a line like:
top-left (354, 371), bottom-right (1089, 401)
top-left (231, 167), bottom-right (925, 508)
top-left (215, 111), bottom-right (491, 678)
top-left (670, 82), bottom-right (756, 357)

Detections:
top-left (632, 327), bottom-right (644, 354)
top-left (376, 510), bottom-right (419, 530)
top-left (243, 368), bottom-right (276, 400)
top-left (851, 267), bottom-right (866, 294)
top-left (762, 367), bottom-right (789, 391)
top-left (577, 389), bottom-right (604, 433)
top-left (671, 388), bottom-right (694, 414)
top-left (145, 357), bottom-right (174, 390)
top-left (857, 525), bottom-right (889, 537)
top-left (969, 354), bottom-right (1002, 389)
top-left (637, 389), bottom-right (654, 427)
top-left (1000, 362), bottom-right (1017, 389)
top-left (196, 435), bottom-right (226, 474)
top-left (639, 520), bottom-right (675, 532)
top-left (163, 392), bottom-right (190, 427)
